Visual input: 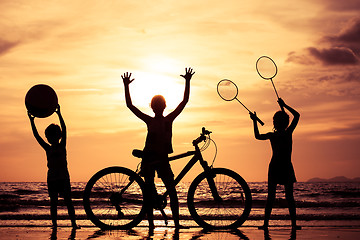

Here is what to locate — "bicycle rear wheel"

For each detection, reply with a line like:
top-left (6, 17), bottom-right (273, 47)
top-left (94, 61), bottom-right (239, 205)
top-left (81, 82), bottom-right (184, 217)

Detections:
top-left (83, 166), bottom-right (146, 229)
top-left (187, 168), bottom-right (252, 229)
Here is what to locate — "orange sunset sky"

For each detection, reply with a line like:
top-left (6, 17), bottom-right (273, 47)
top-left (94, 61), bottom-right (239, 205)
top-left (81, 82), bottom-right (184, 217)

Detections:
top-left (1, 0), bottom-right (360, 182)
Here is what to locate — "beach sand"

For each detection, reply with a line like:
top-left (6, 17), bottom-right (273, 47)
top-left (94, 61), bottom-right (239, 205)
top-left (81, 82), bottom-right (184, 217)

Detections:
top-left (0, 225), bottom-right (359, 239)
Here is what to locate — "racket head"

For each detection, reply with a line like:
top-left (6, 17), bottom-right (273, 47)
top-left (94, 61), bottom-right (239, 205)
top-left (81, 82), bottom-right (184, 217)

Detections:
top-left (217, 79), bottom-right (239, 101)
top-left (256, 56), bottom-right (278, 80)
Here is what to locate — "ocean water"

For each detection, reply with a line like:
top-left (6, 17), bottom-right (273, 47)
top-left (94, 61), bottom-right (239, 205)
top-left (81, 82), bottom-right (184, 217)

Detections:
top-left (1, 181), bottom-right (359, 227)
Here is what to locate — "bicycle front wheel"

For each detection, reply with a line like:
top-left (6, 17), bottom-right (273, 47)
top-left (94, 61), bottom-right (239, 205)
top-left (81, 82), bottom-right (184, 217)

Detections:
top-left (187, 168), bottom-right (252, 229)
top-left (83, 166), bottom-right (146, 229)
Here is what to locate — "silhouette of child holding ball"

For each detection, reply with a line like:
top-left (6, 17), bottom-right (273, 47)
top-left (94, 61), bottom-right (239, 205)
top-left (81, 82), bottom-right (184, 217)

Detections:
top-left (122, 68), bottom-right (194, 229)
top-left (28, 105), bottom-right (79, 229)
top-left (250, 98), bottom-right (301, 230)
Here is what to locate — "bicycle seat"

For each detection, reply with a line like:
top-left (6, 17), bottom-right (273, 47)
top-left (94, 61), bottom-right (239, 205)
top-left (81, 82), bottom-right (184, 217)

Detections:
top-left (132, 149), bottom-right (143, 158)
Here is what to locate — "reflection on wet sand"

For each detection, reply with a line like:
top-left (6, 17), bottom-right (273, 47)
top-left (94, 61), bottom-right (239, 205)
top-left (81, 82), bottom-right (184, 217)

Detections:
top-left (85, 227), bottom-right (252, 240)
top-left (83, 226), bottom-right (302, 240)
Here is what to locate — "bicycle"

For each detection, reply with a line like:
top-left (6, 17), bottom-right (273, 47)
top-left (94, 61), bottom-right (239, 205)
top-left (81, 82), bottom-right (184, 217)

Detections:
top-left (83, 127), bottom-right (252, 230)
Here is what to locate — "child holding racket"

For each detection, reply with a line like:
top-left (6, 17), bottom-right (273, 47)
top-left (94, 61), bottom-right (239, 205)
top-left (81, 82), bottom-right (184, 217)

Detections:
top-left (28, 105), bottom-right (79, 229)
top-left (122, 68), bottom-right (195, 229)
top-left (250, 98), bottom-right (300, 230)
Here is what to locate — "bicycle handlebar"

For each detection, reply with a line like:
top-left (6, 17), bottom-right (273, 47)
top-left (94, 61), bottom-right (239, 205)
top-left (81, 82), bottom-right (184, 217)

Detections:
top-left (193, 127), bottom-right (212, 146)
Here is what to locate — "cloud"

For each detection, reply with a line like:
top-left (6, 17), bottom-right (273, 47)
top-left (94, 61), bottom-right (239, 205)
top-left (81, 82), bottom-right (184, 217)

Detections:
top-left (0, 39), bottom-right (18, 56)
top-left (322, 0), bottom-right (360, 12)
top-left (336, 18), bottom-right (360, 43)
top-left (307, 47), bottom-right (358, 65)
top-left (324, 18), bottom-right (360, 54)
top-left (342, 71), bottom-right (360, 82)
top-left (287, 18), bottom-right (360, 66)
top-left (286, 51), bottom-right (315, 65)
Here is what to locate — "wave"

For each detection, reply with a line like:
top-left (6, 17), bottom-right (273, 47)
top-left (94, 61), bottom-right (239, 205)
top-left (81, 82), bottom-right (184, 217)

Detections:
top-left (251, 199), bottom-right (360, 208)
top-left (1, 212), bottom-right (359, 221)
top-left (325, 190), bottom-right (360, 198)
top-left (14, 189), bottom-right (40, 195)
top-left (2, 198), bottom-right (358, 210)
top-left (0, 193), bottom-right (21, 199)
top-left (1, 182), bottom-right (359, 214)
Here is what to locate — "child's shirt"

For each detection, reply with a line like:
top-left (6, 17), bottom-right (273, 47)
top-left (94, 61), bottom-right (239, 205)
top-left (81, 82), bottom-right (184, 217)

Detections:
top-left (144, 116), bottom-right (173, 155)
top-left (268, 130), bottom-right (293, 164)
top-left (267, 130), bottom-right (296, 184)
top-left (45, 144), bottom-right (70, 182)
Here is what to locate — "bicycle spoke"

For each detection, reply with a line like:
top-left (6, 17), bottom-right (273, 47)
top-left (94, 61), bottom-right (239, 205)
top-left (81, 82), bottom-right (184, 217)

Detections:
top-left (188, 168), bottom-right (252, 229)
top-left (84, 167), bottom-right (146, 229)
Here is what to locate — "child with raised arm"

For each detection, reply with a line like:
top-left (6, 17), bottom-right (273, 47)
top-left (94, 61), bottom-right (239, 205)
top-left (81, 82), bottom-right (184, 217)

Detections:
top-left (28, 105), bottom-right (79, 229)
top-left (122, 68), bottom-right (195, 229)
top-left (250, 98), bottom-right (300, 230)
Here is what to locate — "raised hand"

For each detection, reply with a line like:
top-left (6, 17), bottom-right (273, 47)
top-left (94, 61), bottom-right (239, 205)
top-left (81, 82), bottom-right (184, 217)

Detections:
top-left (27, 111), bottom-right (35, 120)
top-left (180, 67), bottom-right (195, 81)
top-left (122, 72), bottom-right (134, 85)
top-left (55, 104), bottom-right (61, 114)
top-left (277, 98), bottom-right (286, 108)
top-left (249, 111), bottom-right (257, 121)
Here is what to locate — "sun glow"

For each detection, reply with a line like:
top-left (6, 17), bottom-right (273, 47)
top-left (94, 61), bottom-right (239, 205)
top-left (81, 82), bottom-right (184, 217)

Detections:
top-left (129, 71), bottom-right (185, 113)
top-left (127, 56), bottom-right (187, 113)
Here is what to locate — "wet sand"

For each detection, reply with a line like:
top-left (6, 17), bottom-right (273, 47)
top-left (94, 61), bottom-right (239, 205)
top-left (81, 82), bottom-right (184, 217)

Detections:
top-left (0, 225), bottom-right (359, 240)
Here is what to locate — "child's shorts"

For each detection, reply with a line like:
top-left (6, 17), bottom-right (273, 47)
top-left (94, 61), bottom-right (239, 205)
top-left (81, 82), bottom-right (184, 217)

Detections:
top-left (140, 152), bottom-right (174, 180)
top-left (47, 179), bottom-right (72, 198)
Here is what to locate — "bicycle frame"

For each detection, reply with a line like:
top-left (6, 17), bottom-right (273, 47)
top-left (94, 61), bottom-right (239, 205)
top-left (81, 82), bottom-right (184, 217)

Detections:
top-left (83, 127), bottom-right (252, 229)
top-left (112, 129), bottom-right (221, 216)
top-left (128, 128), bottom-right (221, 203)
top-left (165, 143), bottom-right (221, 202)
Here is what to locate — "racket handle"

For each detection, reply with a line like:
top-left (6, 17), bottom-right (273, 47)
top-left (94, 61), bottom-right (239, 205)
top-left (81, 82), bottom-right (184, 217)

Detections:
top-left (277, 98), bottom-right (285, 111)
top-left (250, 111), bottom-right (265, 126)
top-left (257, 116), bottom-right (265, 126)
